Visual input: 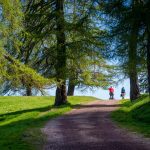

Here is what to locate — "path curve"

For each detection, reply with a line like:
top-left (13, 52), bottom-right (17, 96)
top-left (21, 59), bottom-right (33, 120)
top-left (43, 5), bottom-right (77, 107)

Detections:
top-left (42, 100), bottom-right (150, 150)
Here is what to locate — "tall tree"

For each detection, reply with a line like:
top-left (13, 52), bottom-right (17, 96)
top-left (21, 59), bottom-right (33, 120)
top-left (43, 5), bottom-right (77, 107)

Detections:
top-left (100, 0), bottom-right (142, 101)
top-left (147, 31), bottom-right (150, 95)
top-left (66, 0), bottom-right (112, 96)
top-left (128, 21), bottom-right (140, 100)
top-left (55, 0), bottom-right (67, 105)
top-left (144, 1), bottom-right (150, 95)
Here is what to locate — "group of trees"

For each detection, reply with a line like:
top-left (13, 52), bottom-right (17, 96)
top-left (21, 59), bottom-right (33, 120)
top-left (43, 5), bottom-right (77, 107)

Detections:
top-left (0, 0), bottom-right (52, 95)
top-left (99, 0), bottom-right (150, 101)
top-left (0, 0), bottom-right (113, 105)
top-left (0, 0), bottom-right (149, 104)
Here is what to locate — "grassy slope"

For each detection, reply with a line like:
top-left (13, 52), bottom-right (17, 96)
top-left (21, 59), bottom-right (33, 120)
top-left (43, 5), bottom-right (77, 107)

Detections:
top-left (112, 95), bottom-right (150, 137)
top-left (0, 96), bottom-right (97, 150)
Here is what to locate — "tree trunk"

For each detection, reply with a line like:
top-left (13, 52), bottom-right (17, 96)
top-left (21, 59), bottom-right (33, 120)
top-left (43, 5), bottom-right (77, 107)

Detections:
top-left (129, 72), bottom-right (140, 100)
top-left (67, 79), bottom-right (75, 96)
top-left (26, 86), bottom-right (32, 96)
top-left (54, 0), bottom-right (67, 106)
top-left (55, 82), bottom-right (67, 106)
top-left (147, 32), bottom-right (150, 95)
top-left (128, 22), bottom-right (140, 101)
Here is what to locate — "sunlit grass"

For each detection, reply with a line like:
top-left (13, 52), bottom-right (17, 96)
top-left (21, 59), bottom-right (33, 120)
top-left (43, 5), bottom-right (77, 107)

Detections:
top-left (0, 96), bottom-right (97, 150)
top-left (112, 94), bottom-right (150, 137)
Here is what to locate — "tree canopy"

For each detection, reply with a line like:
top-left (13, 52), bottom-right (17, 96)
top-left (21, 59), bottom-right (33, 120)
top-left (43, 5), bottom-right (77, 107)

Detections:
top-left (0, 0), bottom-right (149, 104)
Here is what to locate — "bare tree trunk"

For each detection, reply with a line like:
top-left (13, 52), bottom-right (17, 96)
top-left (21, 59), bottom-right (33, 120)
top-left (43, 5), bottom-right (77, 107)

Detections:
top-left (128, 22), bottom-right (140, 101)
top-left (67, 79), bottom-right (75, 96)
top-left (55, 0), bottom-right (67, 106)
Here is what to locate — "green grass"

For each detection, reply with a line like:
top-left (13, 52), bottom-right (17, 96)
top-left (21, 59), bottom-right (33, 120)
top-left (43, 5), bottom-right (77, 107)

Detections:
top-left (111, 94), bottom-right (150, 137)
top-left (0, 96), bottom-right (97, 150)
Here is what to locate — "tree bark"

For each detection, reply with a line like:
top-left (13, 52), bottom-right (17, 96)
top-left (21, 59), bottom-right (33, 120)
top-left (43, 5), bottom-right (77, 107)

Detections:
top-left (129, 72), bottom-right (140, 101)
top-left (128, 22), bottom-right (140, 101)
top-left (67, 79), bottom-right (75, 96)
top-left (26, 86), bottom-right (32, 96)
top-left (55, 82), bottom-right (67, 106)
top-left (147, 32), bottom-right (150, 95)
top-left (54, 0), bottom-right (67, 106)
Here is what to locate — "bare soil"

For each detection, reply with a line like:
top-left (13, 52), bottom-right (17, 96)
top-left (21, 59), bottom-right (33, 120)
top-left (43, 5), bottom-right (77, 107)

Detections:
top-left (42, 100), bottom-right (150, 150)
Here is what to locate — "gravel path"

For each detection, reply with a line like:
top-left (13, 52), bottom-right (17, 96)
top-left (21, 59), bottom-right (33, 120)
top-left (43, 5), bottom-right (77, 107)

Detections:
top-left (42, 100), bottom-right (150, 150)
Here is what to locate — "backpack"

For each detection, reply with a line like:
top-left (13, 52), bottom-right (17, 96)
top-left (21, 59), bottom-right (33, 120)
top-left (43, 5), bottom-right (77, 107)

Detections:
top-left (121, 88), bottom-right (125, 93)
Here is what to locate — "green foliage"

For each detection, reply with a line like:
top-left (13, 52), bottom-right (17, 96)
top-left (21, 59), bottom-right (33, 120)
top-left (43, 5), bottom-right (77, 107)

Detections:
top-left (0, 0), bottom-right (113, 96)
top-left (101, 0), bottom-right (150, 99)
top-left (65, 1), bottom-right (113, 89)
top-left (0, 0), bottom-right (54, 94)
top-left (0, 96), bottom-right (97, 149)
top-left (67, 51), bottom-right (113, 89)
top-left (112, 94), bottom-right (150, 137)
top-left (0, 0), bottom-right (23, 50)
top-left (0, 53), bottom-right (54, 94)
top-left (0, 0), bottom-right (117, 97)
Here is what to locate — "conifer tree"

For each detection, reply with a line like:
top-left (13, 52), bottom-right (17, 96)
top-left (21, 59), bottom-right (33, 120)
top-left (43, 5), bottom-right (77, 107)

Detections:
top-left (100, 0), bottom-right (143, 100)
top-left (0, 0), bottom-right (52, 95)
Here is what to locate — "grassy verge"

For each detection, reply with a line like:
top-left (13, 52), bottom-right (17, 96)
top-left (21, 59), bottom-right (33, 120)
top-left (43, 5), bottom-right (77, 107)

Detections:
top-left (0, 96), bottom-right (97, 150)
top-left (111, 94), bottom-right (150, 137)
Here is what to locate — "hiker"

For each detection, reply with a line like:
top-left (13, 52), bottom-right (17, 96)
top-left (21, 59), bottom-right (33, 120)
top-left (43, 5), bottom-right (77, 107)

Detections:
top-left (108, 86), bottom-right (114, 99)
top-left (121, 87), bottom-right (125, 99)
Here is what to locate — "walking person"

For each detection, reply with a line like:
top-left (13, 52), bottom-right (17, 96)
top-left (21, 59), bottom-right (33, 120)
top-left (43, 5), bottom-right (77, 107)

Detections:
top-left (108, 86), bottom-right (114, 100)
top-left (121, 87), bottom-right (125, 99)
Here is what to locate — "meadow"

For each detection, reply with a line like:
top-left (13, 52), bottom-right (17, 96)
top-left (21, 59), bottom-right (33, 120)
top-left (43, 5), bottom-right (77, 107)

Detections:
top-left (0, 96), bottom-right (97, 150)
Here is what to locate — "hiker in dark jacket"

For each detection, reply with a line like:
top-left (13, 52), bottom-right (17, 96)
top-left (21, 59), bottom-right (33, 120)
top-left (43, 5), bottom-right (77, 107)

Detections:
top-left (121, 87), bottom-right (125, 99)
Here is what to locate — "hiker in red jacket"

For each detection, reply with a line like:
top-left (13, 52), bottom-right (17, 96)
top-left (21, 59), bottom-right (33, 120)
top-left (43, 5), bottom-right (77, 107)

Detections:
top-left (108, 86), bottom-right (114, 99)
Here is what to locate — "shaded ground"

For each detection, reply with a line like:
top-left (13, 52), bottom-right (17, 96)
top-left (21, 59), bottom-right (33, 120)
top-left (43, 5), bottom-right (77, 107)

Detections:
top-left (42, 100), bottom-right (150, 150)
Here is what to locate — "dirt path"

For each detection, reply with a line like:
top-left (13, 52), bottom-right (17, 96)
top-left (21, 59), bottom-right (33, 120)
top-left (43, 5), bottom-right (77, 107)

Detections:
top-left (42, 100), bottom-right (150, 150)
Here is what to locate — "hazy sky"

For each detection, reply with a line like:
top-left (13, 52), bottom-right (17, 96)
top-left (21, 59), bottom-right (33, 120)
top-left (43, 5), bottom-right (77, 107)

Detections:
top-left (48, 79), bottom-right (130, 100)
top-left (75, 79), bottom-right (130, 100)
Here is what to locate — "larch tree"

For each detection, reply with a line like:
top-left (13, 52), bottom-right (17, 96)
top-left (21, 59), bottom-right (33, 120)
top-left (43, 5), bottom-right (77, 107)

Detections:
top-left (54, 0), bottom-right (67, 105)
top-left (0, 0), bottom-right (52, 95)
top-left (99, 0), bottom-right (145, 101)
top-left (66, 0), bottom-right (113, 96)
